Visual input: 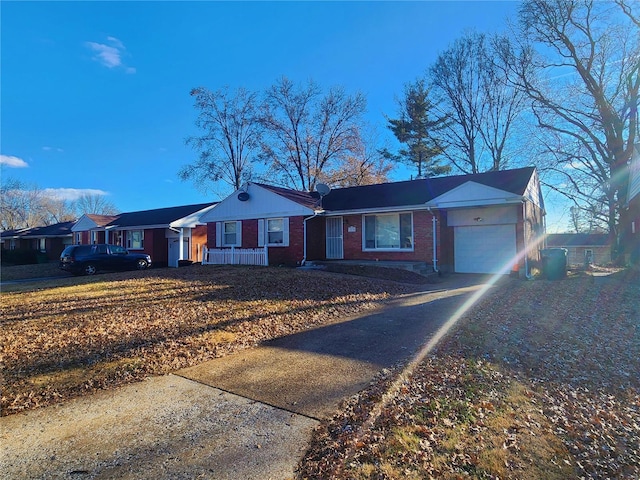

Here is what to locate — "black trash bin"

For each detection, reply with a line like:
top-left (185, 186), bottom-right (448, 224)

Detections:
top-left (540, 248), bottom-right (567, 280)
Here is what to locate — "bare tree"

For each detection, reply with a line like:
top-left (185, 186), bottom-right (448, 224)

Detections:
top-left (258, 77), bottom-right (367, 191)
top-left (383, 79), bottom-right (451, 178)
top-left (74, 193), bottom-right (119, 216)
top-left (0, 179), bottom-right (79, 229)
top-left (504, 0), bottom-right (639, 244)
top-left (1, 179), bottom-right (47, 230)
top-left (320, 128), bottom-right (394, 187)
top-left (183, 86), bottom-right (261, 192)
top-left (428, 31), bottom-right (529, 174)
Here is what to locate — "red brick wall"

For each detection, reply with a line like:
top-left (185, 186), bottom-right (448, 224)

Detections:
top-left (342, 211), bottom-right (435, 262)
top-left (191, 225), bottom-right (208, 263)
top-left (306, 216), bottom-right (325, 260)
top-left (206, 218), bottom-right (304, 266)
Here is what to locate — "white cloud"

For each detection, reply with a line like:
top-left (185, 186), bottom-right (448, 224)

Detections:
top-left (42, 188), bottom-right (109, 201)
top-left (85, 36), bottom-right (135, 72)
top-left (0, 155), bottom-right (29, 168)
top-left (42, 146), bottom-right (64, 152)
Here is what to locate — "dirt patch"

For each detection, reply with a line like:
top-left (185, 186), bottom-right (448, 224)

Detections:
top-left (299, 269), bottom-right (640, 479)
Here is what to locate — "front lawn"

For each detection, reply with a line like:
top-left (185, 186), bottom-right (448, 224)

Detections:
top-left (0, 265), bottom-right (417, 415)
top-left (299, 269), bottom-right (640, 479)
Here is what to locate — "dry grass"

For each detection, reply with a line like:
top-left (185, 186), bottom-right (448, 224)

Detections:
top-left (299, 268), bottom-right (640, 479)
top-left (1, 261), bottom-right (66, 282)
top-left (0, 264), bottom-right (418, 416)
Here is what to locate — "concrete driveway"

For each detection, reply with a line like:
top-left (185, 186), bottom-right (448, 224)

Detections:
top-left (1, 274), bottom-right (495, 479)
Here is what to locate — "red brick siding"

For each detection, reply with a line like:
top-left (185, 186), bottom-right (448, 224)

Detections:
top-left (306, 216), bottom-right (325, 260)
top-left (342, 211), bottom-right (435, 262)
top-left (191, 225), bottom-right (208, 262)
top-left (206, 217), bottom-right (305, 266)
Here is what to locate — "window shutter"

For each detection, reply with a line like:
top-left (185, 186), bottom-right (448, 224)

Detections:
top-left (258, 219), bottom-right (265, 247)
top-left (235, 221), bottom-right (242, 247)
top-left (282, 217), bottom-right (289, 247)
top-left (215, 222), bottom-right (222, 247)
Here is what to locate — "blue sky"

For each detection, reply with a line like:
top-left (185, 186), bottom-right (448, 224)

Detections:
top-left (1, 1), bottom-right (568, 230)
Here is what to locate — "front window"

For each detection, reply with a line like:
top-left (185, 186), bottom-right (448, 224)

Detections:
top-left (223, 221), bottom-right (237, 246)
top-left (75, 233), bottom-right (81, 244)
top-left (38, 238), bottom-right (46, 252)
top-left (91, 231), bottom-right (98, 244)
top-left (126, 230), bottom-right (144, 249)
top-left (267, 218), bottom-right (284, 245)
top-left (364, 213), bottom-right (413, 250)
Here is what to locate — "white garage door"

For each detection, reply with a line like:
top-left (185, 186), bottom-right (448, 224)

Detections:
top-left (454, 224), bottom-right (516, 274)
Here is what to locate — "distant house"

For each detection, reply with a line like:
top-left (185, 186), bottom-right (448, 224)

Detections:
top-left (199, 167), bottom-right (546, 275)
top-left (1, 221), bottom-right (75, 261)
top-left (621, 144), bottom-right (640, 264)
top-left (546, 233), bottom-right (611, 266)
top-left (72, 203), bottom-right (217, 267)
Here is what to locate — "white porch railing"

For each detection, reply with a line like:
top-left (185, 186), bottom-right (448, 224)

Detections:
top-left (201, 246), bottom-right (269, 266)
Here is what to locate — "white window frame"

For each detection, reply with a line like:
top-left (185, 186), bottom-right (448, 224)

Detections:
top-left (216, 221), bottom-right (242, 247)
top-left (258, 218), bottom-right (289, 247)
top-left (75, 232), bottom-right (82, 244)
top-left (91, 230), bottom-right (98, 244)
top-left (38, 238), bottom-right (46, 252)
top-left (362, 212), bottom-right (414, 251)
top-left (126, 230), bottom-right (144, 250)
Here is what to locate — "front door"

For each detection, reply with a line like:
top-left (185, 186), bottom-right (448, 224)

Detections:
top-left (168, 238), bottom-right (190, 267)
top-left (326, 217), bottom-right (344, 259)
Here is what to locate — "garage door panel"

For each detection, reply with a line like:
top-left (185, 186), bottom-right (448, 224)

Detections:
top-left (454, 225), bottom-right (516, 274)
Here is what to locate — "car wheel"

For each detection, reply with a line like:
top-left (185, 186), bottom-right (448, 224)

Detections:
top-left (84, 264), bottom-right (97, 276)
top-left (136, 259), bottom-right (149, 270)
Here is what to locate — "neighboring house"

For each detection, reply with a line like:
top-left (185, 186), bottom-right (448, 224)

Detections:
top-left (546, 233), bottom-right (611, 266)
top-left (72, 203), bottom-right (217, 267)
top-left (621, 144), bottom-right (640, 264)
top-left (1, 221), bottom-right (75, 260)
top-left (199, 166), bottom-right (546, 275)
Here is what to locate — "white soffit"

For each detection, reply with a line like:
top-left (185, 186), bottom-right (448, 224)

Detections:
top-left (199, 184), bottom-right (315, 223)
top-left (428, 181), bottom-right (522, 209)
top-left (170, 204), bottom-right (218, 228)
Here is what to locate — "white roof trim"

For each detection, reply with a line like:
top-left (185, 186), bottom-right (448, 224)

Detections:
top-left (170, 204), bottom-right (218, 228)
top-left (427, 181), bottom-right (523, 209)
top-left (323, 204), bottom-right (433, 216)
top-left (71, 214), bottom-right (99, 232)
top-left (199, 184), bottom-right (315, 223)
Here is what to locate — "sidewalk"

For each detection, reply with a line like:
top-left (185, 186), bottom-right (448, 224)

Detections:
top-left (1, 275), bottom-right (493, 479)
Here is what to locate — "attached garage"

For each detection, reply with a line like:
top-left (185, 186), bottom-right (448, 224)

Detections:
top-left (449, 206), bottom-right (519, 274)
top-left (454, 224), bottom-right (516, 274)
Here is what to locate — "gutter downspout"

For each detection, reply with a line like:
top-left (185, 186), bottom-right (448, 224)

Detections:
top-left (427, 207), bottom-right (439, 273)
top-left (522, 200), bottom-right (533, 279)
top-left (302, 212), bottom-right (319, 266)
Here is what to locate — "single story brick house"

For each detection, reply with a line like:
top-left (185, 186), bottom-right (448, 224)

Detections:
top-left (1, 221), bottom-right (75, 261)
top-left (545, 233), bottom-right (611, 266)
top-left (199, 166), bottom-right (546, 275)
top-left (72, 203), bottom-right (217, 267)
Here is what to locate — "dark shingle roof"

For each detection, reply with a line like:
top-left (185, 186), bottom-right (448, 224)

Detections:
top-left (1, 221), bottom-right (75, 238)
top-left (546, 233), bottom-right (610, 247)
top-left (322, 167), bottom-right (536, 211)
top-left (106, 203), bottom-right (215, 228)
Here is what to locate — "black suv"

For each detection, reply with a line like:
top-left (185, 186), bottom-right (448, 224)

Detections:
top-left (59, 244), bottom-right (152, 275)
